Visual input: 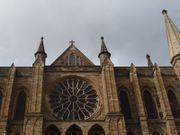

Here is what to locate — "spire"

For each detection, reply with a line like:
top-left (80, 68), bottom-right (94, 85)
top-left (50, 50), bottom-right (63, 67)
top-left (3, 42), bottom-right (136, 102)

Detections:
top-left (98, 36), bottom-right (111, 58)
top-left (35, 37), bottom-right (47, 58)
top-left (162, 9), bottom-right (180, 64)
top-left (146, 54), bottom-right (153, 67)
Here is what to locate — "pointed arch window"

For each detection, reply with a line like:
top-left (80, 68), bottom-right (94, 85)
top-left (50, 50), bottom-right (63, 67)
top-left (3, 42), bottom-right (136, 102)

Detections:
top-left (45, 125), bottom-right (61, 135)
top-left (0, 91), bottom-right (2, 111)
top-left (143, 90), bottom-right (158, 119)
top-left (127, 130), bottom-right (135, 135)
top-left (88, 124), bottom-right (105, 135)
top-left (167, 90), bottom-right (180, 118)
top-left (69, 53), bottom-right (76, 65)
top-left (152, 131), bottom-right (160, 135)
top-left (77, 56), bottom-right (80, 65)
top-left (119, 90), bottom-right (132, 119)
top-left (14, 91), bottom-right (26, 120)
top-left (65, 124), bottom-right (83, 135)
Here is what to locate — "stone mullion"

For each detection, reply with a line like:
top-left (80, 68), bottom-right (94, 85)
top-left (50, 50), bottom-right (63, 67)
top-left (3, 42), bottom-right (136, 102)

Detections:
top-left (130, 64), bottom-right (150, 135)
top-left (0, 64), bottom-right (16, 135)
top-left (153, 64), bottom-right (178, 135)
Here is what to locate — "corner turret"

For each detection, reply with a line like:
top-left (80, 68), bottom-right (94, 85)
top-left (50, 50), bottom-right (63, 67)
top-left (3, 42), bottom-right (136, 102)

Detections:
top-left (34, 37), bottom-right (47, 64)
top-left (98, 37), bottom-right (112, 66)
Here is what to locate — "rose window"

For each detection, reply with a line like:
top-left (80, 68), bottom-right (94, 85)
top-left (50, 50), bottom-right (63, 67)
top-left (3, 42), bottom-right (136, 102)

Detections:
top-left (49, 79), bottom-right (98, 120)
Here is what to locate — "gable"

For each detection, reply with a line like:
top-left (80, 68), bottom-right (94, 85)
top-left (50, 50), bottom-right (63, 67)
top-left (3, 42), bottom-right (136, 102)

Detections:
top-left (51, 45), bottom-right (94, 66)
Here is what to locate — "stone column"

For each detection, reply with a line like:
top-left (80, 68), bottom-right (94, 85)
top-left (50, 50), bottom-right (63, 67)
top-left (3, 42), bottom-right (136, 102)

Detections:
top-left (129, 63), bottom-right (150, 135)
top-left (153, 64), bottom-right (178, 135)
top-left (0, 64), bottom-right (16, 135)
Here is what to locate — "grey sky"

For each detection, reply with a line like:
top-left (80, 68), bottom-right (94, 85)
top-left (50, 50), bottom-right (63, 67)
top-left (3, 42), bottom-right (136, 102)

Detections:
top-left (0, 0), bottom-right (179, 66)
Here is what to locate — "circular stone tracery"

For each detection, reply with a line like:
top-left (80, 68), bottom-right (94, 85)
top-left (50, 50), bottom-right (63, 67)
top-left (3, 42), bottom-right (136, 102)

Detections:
top-left (49, 79), bottom-right (98, 120)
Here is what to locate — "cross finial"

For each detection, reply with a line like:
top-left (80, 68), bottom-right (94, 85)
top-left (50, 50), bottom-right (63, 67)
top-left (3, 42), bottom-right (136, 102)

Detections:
top-left (69, 40), bottom-right (75, 45)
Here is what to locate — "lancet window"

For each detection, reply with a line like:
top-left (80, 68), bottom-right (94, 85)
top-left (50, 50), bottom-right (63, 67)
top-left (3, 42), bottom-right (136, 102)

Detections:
top-left (14, 91), bottom-right (26, 120)
top-left (119, 90), bottom-right (132, 119)
top-left (143, 90), bottom-right (158, 119)
top-left (167, 89), bottom-right (180, 118)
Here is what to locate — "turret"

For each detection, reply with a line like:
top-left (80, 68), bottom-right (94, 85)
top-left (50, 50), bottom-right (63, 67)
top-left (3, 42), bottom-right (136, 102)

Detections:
top-left (162, 9), bottom-right (180, 79)
top-left (34, 37), bottom-right (47, 63)
top-left (98, 37), bottom-right (112, 66)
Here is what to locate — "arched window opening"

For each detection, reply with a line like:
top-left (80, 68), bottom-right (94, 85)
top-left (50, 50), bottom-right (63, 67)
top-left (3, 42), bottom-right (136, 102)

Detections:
top-left (65, 124), bottom-right (83, 135)
top-left (88, 124), bottom-right (105, 135)
top-left (45, 125), bottom-right (61, 135)
top-left (127, 130), bottom-right (135, 135)
top-left (119, 90), bottom-right (132, 119)
top-left (77, 56), bottom-right (80, 65)
top-left (16, 132), bottom-right (20, 135)
top-left (152, 131), bottom-right (160, 135)
top-left (167, 90), bottom-right (180, 118)
top-left (14, 91), bottom-right (26, 121)
top-left (69, 53), bottom-right (76, 65)
top-left (0, 91), bottom-right (2, 111)
top-left (66, 56), bottom-right (69, 65)
top-left (143, 90), bottom-right (158, 119)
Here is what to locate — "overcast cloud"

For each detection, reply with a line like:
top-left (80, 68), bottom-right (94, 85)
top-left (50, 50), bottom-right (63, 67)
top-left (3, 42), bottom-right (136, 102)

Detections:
top-left (0, 0), bottom-right (179, 66)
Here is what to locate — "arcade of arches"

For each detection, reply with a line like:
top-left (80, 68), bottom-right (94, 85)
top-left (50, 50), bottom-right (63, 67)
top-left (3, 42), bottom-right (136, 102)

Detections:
top-left (45, 124), bottom-right (105, 135)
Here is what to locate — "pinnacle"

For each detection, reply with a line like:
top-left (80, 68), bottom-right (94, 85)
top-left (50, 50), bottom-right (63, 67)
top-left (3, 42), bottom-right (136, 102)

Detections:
top-left (98, 36), bottom-right (111, 58)
top-left (162, 9), bottom-right (168, 15)
top-left (35, 37), bottom-right (47, 58)
top-left (146, 54), bottom-right (153, 67)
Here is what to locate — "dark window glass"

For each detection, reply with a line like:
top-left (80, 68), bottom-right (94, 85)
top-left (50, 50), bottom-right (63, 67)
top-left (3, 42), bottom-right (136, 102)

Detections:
top-left (14, 91), bottom-right (26, 120)
top-left (49, 79), bottom-right (98, 120)
top-left (65, 125), bottom-right (83, 135)
top-left (152, 131), bottom-right (160, 135)
top-left (119, 90), bottom-right (132, 119)
top-left (143, 90), bottom-right (158, 119)
top-left (167, 90), bottom-right (180, 118)
top-left (46, 125), bottom-right (61, 135)
top-left (66, 56), bottom-right (68, 65)
top-left (0, 91), bottom-right (2, 110)
top-left (69, 54), bottom-right (76, 65)
top-left (77, 56), bottom-right (80, 66)
top-left (88, 124), bottom-right (105, 135)
top-left (127, 130), bottom-right (135, 135)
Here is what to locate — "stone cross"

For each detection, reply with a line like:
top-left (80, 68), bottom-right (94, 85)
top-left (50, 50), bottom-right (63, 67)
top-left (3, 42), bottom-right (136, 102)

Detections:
top-left (69, 40), bottom-right (75, 45)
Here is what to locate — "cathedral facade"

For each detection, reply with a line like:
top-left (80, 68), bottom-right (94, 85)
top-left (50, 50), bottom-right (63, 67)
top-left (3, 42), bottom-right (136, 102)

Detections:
top-left (0, 10), bottom-right (180, 135)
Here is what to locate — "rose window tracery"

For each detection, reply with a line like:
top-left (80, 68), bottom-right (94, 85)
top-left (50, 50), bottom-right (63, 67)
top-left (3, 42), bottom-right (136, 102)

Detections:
top-left (49, 79), bottom-right (98, 120)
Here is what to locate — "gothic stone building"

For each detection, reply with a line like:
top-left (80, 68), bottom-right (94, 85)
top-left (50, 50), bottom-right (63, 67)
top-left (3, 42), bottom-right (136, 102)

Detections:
top-left (0, 10), bottom-right (180, 135)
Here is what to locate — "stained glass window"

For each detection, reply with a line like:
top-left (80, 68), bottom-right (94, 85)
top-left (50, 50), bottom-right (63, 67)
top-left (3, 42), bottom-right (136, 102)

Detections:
top-left (49, 79), bottom-right (98, 120)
